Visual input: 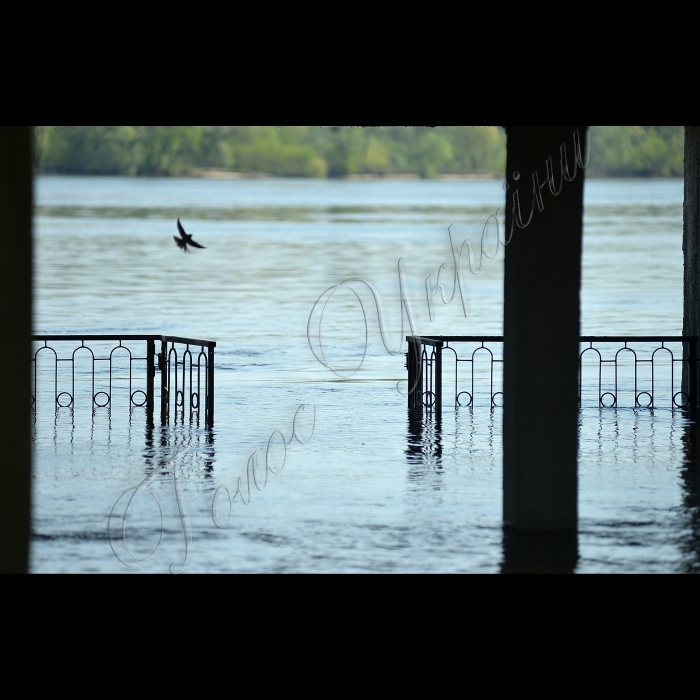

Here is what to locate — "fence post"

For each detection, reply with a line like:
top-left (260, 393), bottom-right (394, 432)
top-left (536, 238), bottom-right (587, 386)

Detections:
top-left (407, 338), bottom-right (414, 410)
top-left (690, 337), bottom-right (698, 409)
top-left (407, 337), bottom-right (422, 414)
top-left (146, 338), bottom-right (155, 426)
top-left (207, 344), bottom-right (215, 427)
top-left (160, 338), bottom-right (168, 425)
top-left (435, 342), bottom-right (442, 421)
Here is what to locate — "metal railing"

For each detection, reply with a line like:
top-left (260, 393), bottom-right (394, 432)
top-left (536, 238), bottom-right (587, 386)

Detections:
top-left (31, 335), bottom-right (215, 427)
top-left (406, 335), bottom-right (699, 419)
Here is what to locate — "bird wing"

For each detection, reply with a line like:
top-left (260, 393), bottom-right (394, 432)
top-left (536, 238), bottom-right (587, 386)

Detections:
top-left (173, 236), bottom-right (188, 251)
top-left (177, 218), bottom-right (187, 239)
top-left (189, 240), bottom-right (206, 249)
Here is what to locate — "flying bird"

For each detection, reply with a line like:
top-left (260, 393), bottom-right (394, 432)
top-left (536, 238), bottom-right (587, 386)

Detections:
top-left (174, 218), bottom-right (206, 252)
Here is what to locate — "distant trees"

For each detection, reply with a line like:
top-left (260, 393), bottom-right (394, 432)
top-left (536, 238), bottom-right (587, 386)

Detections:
top-left (34, 126), bottom-right (202, 176)
top-left (586, 126), bottom-right (684, 177)
top-left (33, 126), bottom-right (685, 179)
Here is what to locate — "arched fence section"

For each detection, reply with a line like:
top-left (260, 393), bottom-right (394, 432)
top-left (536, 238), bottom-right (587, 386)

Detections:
top-left (32, 335), bottom-right (215, 427)
top-left (406, 335), bottom-right (698, 418)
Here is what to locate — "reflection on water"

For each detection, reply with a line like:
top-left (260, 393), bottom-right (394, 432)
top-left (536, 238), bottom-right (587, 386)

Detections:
top-left (32, 401), bottom-right (216, 574)
top-left (406, 413), bottom-right (443, 466)
top-left (680, 420), bottom-right (700, 573)
top-left (501, 528), bottom-right (578, 574)
top-left (402, 401), bottom-right (699, 572)
top-left (30, 175), bottom-right (700, 572)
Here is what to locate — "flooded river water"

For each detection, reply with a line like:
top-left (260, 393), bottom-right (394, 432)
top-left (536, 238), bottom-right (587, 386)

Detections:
top-left (30, 175), bottom-right (700, 573)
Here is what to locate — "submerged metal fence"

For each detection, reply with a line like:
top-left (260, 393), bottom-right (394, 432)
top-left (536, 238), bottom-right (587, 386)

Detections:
top-left (31, 335), bottom-right (215, 427)
top-left (407, 335), bottom-right (699, 419)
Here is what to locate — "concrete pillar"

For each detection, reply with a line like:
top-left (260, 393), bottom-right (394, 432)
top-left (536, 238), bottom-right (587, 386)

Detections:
top-left (683, 127), bottom-right (700, 407)
top-left (682, 129), bottom-right (700, 571)
top-left (501, 529), bottom-right (578, 574)
top-left (503, 126), bottom-right (587, 532)
top-left (681, 419), bottom-right (700, 573)
top-left (0, 127), bottom-right (32, 573)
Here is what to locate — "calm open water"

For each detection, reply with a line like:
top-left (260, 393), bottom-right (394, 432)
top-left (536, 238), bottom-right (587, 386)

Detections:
top-left (30, 175), bottom-right (700, 573)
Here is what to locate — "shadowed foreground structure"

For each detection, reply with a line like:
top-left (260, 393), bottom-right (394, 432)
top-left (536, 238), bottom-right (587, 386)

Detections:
top-left (683, 127), bottom-right (700, 402)
top-left (502, 126), bottom-right (588, 572)
top-left (681, 127), bottom-right (700, 574)
top-left (0, 127), bottom-right (32, 573)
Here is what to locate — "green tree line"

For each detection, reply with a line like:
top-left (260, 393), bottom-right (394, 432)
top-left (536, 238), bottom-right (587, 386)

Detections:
top-left (33, 126), bottom-right (685, 178)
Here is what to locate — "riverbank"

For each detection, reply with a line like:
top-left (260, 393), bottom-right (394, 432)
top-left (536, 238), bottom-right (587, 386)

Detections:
top-left (35, 168), bottom-right (685, 181)
top-left (194, 169), bottom-right (502, 181)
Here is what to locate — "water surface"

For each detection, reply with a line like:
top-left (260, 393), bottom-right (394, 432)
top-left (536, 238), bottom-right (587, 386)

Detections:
top-left (31, 176), bottom-right (699, 573)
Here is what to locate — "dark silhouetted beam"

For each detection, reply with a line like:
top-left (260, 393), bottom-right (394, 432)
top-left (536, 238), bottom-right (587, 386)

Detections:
top-left (503, 126), bottom-right (587, 532)
top-left (683, 127), bottom-right (700, 407)
top-left (0, 126), bottom-right (32, 573)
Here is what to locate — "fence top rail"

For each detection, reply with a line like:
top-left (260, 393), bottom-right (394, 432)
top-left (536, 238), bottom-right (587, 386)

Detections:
top-left (410, 336), bottom-right (505, 344)
top-left (162, 336), bottom-right (216, 348)
top-left (579, 336), bottom-right (696, 343)
top-left (33, 334), bottom-right (216, 348)
top-left (408, 335), bottom-right (698, 345)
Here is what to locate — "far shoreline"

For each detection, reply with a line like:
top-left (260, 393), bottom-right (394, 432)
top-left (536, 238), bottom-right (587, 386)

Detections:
top-left (33, 169), bottom-right (685, 181)
top-left (196, 170), bottom-right (504, 181)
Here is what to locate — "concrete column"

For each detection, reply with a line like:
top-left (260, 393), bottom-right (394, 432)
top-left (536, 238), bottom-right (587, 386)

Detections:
top-left (501, 529), bottom-right (578, 574)
top-left (683, 127), bottom-right (700, 407)
top-left (680, 419), bottom-right (700, 573)
top-left (503, 126), bottom-right (587, 531)
top-left (0, 127), bottom-right (33, 573)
